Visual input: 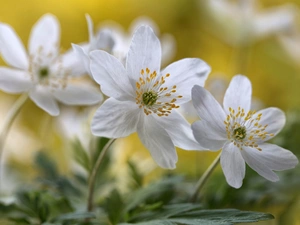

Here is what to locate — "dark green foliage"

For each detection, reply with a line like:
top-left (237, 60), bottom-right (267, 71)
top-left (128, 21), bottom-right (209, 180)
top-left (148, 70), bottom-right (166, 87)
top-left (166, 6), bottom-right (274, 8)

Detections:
top-left (127, 160), bottom-right (143, 189)
top-left (103, 189), bottom-right (125, 224)
top-left (72, 138), bottom-right (91, 172)
top-left (0, 137), bottom-right (279, 225)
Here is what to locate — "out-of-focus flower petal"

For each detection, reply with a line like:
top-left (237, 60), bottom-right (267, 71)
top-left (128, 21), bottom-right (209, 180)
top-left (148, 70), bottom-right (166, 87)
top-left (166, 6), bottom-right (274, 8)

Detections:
top-left (52, 83), bottom-right (103, 105)
top-left (28, 14), bottom-right (60, 59)
top-left (0, 23), bottom-right (29, 70)
top-left (29, 86), bottom-right (59, 116)
top-left (0, 67), bottom-right (33, 93)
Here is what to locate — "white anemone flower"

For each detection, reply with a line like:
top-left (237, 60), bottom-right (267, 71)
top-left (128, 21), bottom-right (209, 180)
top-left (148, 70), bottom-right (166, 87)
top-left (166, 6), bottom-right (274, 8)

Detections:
top-left (72, 14), bottom-right (115, 75)
top-left (191, 75), bottom-right (298, 188)
top-left (0, 14), bottom-right (102, 116)
top-left (204, 0), bottom-right (297, 46)
top-left (90, 25), bottom-right (210, 169)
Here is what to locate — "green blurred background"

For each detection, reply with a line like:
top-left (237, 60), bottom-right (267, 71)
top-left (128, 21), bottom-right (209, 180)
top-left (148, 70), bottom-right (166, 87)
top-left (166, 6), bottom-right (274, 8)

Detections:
top-left (1, 0), bottom-right (300, 224)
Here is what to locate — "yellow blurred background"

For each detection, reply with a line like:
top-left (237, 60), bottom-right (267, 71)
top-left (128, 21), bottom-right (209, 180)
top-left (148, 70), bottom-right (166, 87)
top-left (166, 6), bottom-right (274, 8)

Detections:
top-left (1, 0), bottom-right (300, 224)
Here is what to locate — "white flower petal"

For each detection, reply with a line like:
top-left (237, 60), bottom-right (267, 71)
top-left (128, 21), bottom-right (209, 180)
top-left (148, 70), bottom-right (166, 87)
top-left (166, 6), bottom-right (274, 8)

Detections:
top-left (255, 107), bottom-right (286, 142)
top-left (241, 146), bottom-right (279, 182)
top-left (29, 14), bottom-right (60, 58)
top-left (137, 115), bottom-right (177, 169)
top-left (91, 98), bottom-right (140, 138)
top-left (191, 85), bottom-right (227, 137)
top-left (126, 25), bottom-right (161, 83)
top-left (223, 75), bottom-right (252, 114)
top-left (0, 23), bottom-right (29, 70)
top-left (72, 44), bottom-right (91, 75)
top-left (52, 83), bottom-right (103, 105)
top-left (85, 15), bottom-right (115, 52)
top-left (94, 29), bottom-right (115, 52)
top-left (192, 120), bottom-right (226, 151)
top-left (129, 16), bottom-right (160, 35)
top-left (90, 50), bottom-right (134, 101)
top-left (29, 86), bottom-right (59, 116)
top-left (58, 46), bottom-right (87, 77)
top-left (0, 67), bottom-right (33, 93)
top-left (155, 110), bottom-right (206, 150)
top-left (244, 143), bottom-right (298, 171)
top-left (162, 58), bottom-right (210, 104)
top-left (221, 142), bottom-right (245, 189)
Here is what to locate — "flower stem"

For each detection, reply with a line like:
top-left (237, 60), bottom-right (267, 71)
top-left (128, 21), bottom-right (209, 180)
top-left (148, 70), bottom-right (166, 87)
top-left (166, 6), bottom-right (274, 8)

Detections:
top-left (87, 138), bottom-right (116, 212)
top-left (190, 152), bottom-right (221, 202)
top-left (0, 93), bottom-right (29, 188)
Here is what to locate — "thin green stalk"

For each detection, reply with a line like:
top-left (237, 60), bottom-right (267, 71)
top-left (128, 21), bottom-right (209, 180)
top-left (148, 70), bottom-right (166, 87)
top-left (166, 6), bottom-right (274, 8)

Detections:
top-left (190, 152), bottom-right (221, 202)
top-left (0, 93), bottom-right (29, 188)
top-left (87, 138), bottom-right (116, 212)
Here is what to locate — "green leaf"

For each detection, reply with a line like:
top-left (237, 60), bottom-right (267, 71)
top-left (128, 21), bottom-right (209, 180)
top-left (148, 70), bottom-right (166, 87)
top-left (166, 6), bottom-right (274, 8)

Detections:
top-left (130, 204), bottom-right (203, 221)
top-left (126, 176), bottom-right (182, 212)
top-left (120, 221), bottom-right (175, 225)
top-left (92, 137), bottom-right (111, 168)
top-left (0, 202), bottom-right (19, 216)
top-left (34, 151), bottom-right (59, 180)
top-left (103, 189), bottom-right (125, 225)
top-left (121, 209), bottom-right (273, 225)
top-left (127, 160), bottom-right (143, 189)
top-left (72, 138), bottom-right (91, 172)
top-left (125, 176), bottom-right (182, 213)
top-left (55, 211), bottom-right (96, 221)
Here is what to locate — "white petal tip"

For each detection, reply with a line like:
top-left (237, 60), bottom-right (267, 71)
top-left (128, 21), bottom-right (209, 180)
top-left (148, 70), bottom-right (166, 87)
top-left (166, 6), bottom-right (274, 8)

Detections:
top-left (228, 180), bottom-right (243, 189)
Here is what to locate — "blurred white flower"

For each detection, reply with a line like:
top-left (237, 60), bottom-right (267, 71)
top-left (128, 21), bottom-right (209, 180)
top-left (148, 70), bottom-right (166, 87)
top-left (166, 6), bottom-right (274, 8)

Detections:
top-left (191, 75), bottom-right (298, 188)
top-left (56, 106), bottom-right (93, 150)
top-left (278, 25), bottom-right (300, 64)
top-left (204, 0), bottom-right (297, 46)
top-left (0, 14), bottom-right (103, 116)
top-left (72, 14), bottom-right (115, 75)
top-left (97, 16), bottom-right (176, 66)
top-left (90, 26), bottom-right (210, 169)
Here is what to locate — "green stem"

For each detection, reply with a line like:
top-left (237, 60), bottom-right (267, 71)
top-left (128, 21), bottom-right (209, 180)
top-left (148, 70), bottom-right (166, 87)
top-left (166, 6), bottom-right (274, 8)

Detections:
top-left (190, 152), bottom-right (221, 202)
top-left (87, 138), bottom-right (116, 212)
top-left (0, 93), bottom-right (29, 188)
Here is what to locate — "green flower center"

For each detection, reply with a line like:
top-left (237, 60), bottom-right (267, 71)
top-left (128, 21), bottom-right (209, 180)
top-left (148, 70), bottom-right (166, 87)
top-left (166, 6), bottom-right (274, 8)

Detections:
top-left (142, 91), bottom-right (158, 106)
top-left (39, 67), bottom-right (49, 79)
top-left (233, 126), bottom-right (247, 140)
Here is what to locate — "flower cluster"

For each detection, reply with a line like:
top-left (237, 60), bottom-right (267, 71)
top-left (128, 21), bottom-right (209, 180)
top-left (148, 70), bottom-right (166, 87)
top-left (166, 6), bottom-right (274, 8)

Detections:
top-left (0, 13), bottom-right (298, 189)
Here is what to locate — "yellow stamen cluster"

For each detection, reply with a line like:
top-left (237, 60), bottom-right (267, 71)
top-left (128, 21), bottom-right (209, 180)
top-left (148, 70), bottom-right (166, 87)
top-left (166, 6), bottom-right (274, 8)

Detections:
top-left (224, 107), bottom-right (274, 151)
top-left (135, 68), bottom-right (182, 116)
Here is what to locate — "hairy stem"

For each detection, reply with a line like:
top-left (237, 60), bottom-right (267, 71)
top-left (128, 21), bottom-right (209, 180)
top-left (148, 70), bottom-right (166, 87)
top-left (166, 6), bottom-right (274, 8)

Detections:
top-left (190, 152), bottom-right (221, 202)
top-left (87, 138), bottom-right (116, 212)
